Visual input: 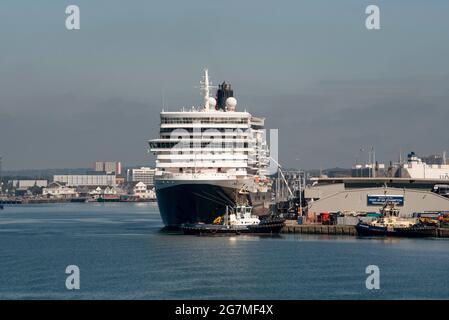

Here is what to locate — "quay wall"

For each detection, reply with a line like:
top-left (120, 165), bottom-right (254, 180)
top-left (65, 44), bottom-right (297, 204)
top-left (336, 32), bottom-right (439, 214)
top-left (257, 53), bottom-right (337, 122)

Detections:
top-left (282, 221), bottom-right (449, 238)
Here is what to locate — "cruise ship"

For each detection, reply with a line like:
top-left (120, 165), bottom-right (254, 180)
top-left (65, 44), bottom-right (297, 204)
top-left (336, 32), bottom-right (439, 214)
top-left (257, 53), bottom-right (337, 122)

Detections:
top-left (149, 70), bottom-right (272, 226)
top-left (396, 152), bottom-right (449, 180)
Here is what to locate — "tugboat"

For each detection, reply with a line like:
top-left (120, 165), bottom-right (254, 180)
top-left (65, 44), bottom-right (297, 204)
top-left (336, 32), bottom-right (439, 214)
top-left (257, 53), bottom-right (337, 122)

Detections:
top-left (356, 202), bottom-right (436, 238)
top-left (181, 205), bottom-right (285, 235)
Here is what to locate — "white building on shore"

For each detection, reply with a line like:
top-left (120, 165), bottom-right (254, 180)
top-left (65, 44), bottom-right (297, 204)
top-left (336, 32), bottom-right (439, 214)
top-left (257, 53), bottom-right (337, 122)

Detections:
top-left (42, 182), bottom-right (78, 198)
top-left (126, 181), bottom-right (156, 199)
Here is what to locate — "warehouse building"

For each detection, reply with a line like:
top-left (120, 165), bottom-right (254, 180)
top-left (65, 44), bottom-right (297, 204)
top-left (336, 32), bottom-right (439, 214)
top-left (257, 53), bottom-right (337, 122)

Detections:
top-left (306, 178), bottom-right (449, 217)
top-left (9, 180), bottom-right (48, 189)
top-left (53, 174), bottom-right (116, 187)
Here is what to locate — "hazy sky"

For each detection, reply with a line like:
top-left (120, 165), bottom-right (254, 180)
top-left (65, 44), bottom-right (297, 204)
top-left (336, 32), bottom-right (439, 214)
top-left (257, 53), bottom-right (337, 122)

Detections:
top-left (1, 0), bottom-right (449, 170)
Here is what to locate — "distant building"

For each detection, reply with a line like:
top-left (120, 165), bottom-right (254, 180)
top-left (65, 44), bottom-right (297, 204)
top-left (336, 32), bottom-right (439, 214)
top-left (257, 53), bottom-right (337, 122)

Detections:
top-left (53, 174), bottom-right (116, 187)
top-left (43, 182), bottom-right (78, 198)
top-left (94, 161), bottom-right (122, 175)
top-left (9, 180), bottom-right (48, 189)
top-left (305, 177), bottom-right (449, 217)
top-left (307, 185), bottom-right (449, 217)
top-left (8, 180), bottom-right (48, 196)
top-left (127, 167), bottom-right (156, 186)
top-left (324, 168), bottom-right (352, 178)
top-left (115, 176), bottom-right (125, 185)
top-left (125, 181), bottom-right (155, 199)
top-left (351, 163), bottom-right (386, 177)
top-left (89, 186), bottom-right (121, 197)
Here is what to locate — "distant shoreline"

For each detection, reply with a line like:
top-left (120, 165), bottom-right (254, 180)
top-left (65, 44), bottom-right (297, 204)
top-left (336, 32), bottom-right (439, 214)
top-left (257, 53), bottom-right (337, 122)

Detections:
top-left (0, 197), bottom-right (157, 205)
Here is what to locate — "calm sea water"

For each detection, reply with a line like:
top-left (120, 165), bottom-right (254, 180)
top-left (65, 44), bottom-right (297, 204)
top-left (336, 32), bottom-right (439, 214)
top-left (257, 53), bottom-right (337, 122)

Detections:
top-left (0, 203), bottom-right (448, 300)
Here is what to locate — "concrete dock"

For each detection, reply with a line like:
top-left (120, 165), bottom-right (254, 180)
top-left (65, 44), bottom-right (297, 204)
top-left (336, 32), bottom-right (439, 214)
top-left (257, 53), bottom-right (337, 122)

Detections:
top-left (436, 228), bottom-right (449, 238)
top-left (282, 220), bottom-right (449, 238)
top-left (282, 222), bottom-right (357, 236)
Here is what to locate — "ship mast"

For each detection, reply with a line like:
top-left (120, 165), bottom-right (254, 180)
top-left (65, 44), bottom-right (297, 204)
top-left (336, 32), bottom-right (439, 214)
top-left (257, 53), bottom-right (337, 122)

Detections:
top-left (200, 68), bottom-right (215, 111)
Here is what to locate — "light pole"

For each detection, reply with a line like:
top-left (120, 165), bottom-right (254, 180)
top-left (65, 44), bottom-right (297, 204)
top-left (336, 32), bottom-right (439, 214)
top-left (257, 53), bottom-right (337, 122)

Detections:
top-left (295, 158), bottom-right (302, 216)
top-left (0, 155), bottom-right (2, 195)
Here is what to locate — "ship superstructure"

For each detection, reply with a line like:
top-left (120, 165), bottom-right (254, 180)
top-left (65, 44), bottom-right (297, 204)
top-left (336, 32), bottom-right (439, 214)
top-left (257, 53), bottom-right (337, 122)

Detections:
top-left (397, 152), bottom-right (449, 180)
top-left (149, 69), bottom-right (271, 226)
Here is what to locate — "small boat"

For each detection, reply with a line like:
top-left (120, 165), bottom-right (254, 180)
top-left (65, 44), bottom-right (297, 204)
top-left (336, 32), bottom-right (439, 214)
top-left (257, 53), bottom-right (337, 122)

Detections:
top-left (97, 195), bottom-right (121, 202)
top-left (356, 202), bottom-right (436, 238)
top-left (356, 223), bottom-right (436, 237)
top-left (70, 197), bottom-right (88, 203)
top-left (181, 205), bottom-right (285, 235)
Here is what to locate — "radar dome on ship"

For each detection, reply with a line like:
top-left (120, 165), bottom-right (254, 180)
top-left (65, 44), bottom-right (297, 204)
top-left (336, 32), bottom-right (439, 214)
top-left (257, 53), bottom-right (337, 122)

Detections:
top-left (208, 97), bottom-right (217, 109)
top-left (226, 97), bottom-right (237, 111)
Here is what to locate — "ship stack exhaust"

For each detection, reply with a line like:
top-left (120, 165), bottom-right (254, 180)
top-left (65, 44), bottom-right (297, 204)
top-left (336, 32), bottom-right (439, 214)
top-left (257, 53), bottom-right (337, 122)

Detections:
top-left (216, 82), bottom-right (234, 111)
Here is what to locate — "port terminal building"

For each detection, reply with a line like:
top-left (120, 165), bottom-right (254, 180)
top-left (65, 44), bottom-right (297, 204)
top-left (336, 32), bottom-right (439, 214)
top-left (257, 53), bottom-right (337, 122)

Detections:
top-left (305, 177), bottom-right (449, 217)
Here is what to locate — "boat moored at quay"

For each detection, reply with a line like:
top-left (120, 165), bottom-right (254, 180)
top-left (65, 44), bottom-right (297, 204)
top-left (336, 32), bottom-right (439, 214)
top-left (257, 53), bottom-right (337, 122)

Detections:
top-left (181, 205), bottom-right (285, 235)
top-left (356, 202), bottom-right (437, 237)
top-left (149, 70), bottom-right (272, 227)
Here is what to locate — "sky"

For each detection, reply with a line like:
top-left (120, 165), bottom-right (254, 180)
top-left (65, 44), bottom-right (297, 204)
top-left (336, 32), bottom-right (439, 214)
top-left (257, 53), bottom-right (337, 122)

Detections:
top-left (0, 0), bottom-right (449, 170)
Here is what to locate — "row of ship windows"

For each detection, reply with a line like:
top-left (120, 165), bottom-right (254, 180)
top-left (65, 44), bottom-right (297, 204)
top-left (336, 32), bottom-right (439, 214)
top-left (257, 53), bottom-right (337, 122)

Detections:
top-left (150, 142), bottom-right (250, 148)
top-left (155, 153), bottom-right (250, 157)
top-left (161, 118), bottom-right (248, 124)
top-left (159, 135), bottom-right (249, 140)
top-left (157, 159), bottom-right (248, 161)
top-left (160, 128), bottom-right (250, 133)
top-left (160, 168), bottom-right (246, 173)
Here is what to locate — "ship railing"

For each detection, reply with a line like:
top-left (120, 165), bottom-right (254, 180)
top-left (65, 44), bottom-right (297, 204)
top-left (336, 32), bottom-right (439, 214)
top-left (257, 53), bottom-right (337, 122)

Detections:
top-left (156, 171), bottom-right (247, 179)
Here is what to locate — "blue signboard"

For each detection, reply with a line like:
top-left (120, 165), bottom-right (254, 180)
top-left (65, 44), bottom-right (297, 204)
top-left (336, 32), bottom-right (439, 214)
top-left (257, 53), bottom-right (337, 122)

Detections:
top-left (367, 195), bottom-right (404, 206)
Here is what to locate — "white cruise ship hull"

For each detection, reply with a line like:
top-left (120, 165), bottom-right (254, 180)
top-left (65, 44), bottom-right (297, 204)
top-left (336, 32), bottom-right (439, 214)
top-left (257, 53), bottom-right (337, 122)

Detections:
top-left (155, 178), bottom-right (270, 227)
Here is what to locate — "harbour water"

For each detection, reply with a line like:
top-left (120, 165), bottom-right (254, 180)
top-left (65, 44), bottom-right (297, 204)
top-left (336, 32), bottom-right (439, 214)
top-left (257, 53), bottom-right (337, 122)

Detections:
top-left (1, 203), bottom-right (449, 300)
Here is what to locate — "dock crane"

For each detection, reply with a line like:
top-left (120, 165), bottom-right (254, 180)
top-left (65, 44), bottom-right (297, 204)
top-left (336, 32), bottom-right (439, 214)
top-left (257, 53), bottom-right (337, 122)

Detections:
top-left (270, 157), bottom-right (294, 201)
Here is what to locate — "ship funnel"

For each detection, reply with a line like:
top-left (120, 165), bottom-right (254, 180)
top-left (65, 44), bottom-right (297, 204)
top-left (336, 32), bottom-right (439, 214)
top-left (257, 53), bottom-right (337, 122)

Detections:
top-left (216, 81), bottom-right (234, 111)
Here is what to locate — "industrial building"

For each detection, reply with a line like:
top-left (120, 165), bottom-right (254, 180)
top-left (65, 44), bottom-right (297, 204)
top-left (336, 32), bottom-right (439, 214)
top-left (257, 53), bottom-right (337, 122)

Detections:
top-left (93, 161), bottom-right (122, 175)
top-left (305, 177), bottom-right (449, 217)
top-left (351, 163), bottom-right (386, 178)
top-left (53, 174), bottom-right (116, 187)
top-left (9, 180), bottom-right (48, 189)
